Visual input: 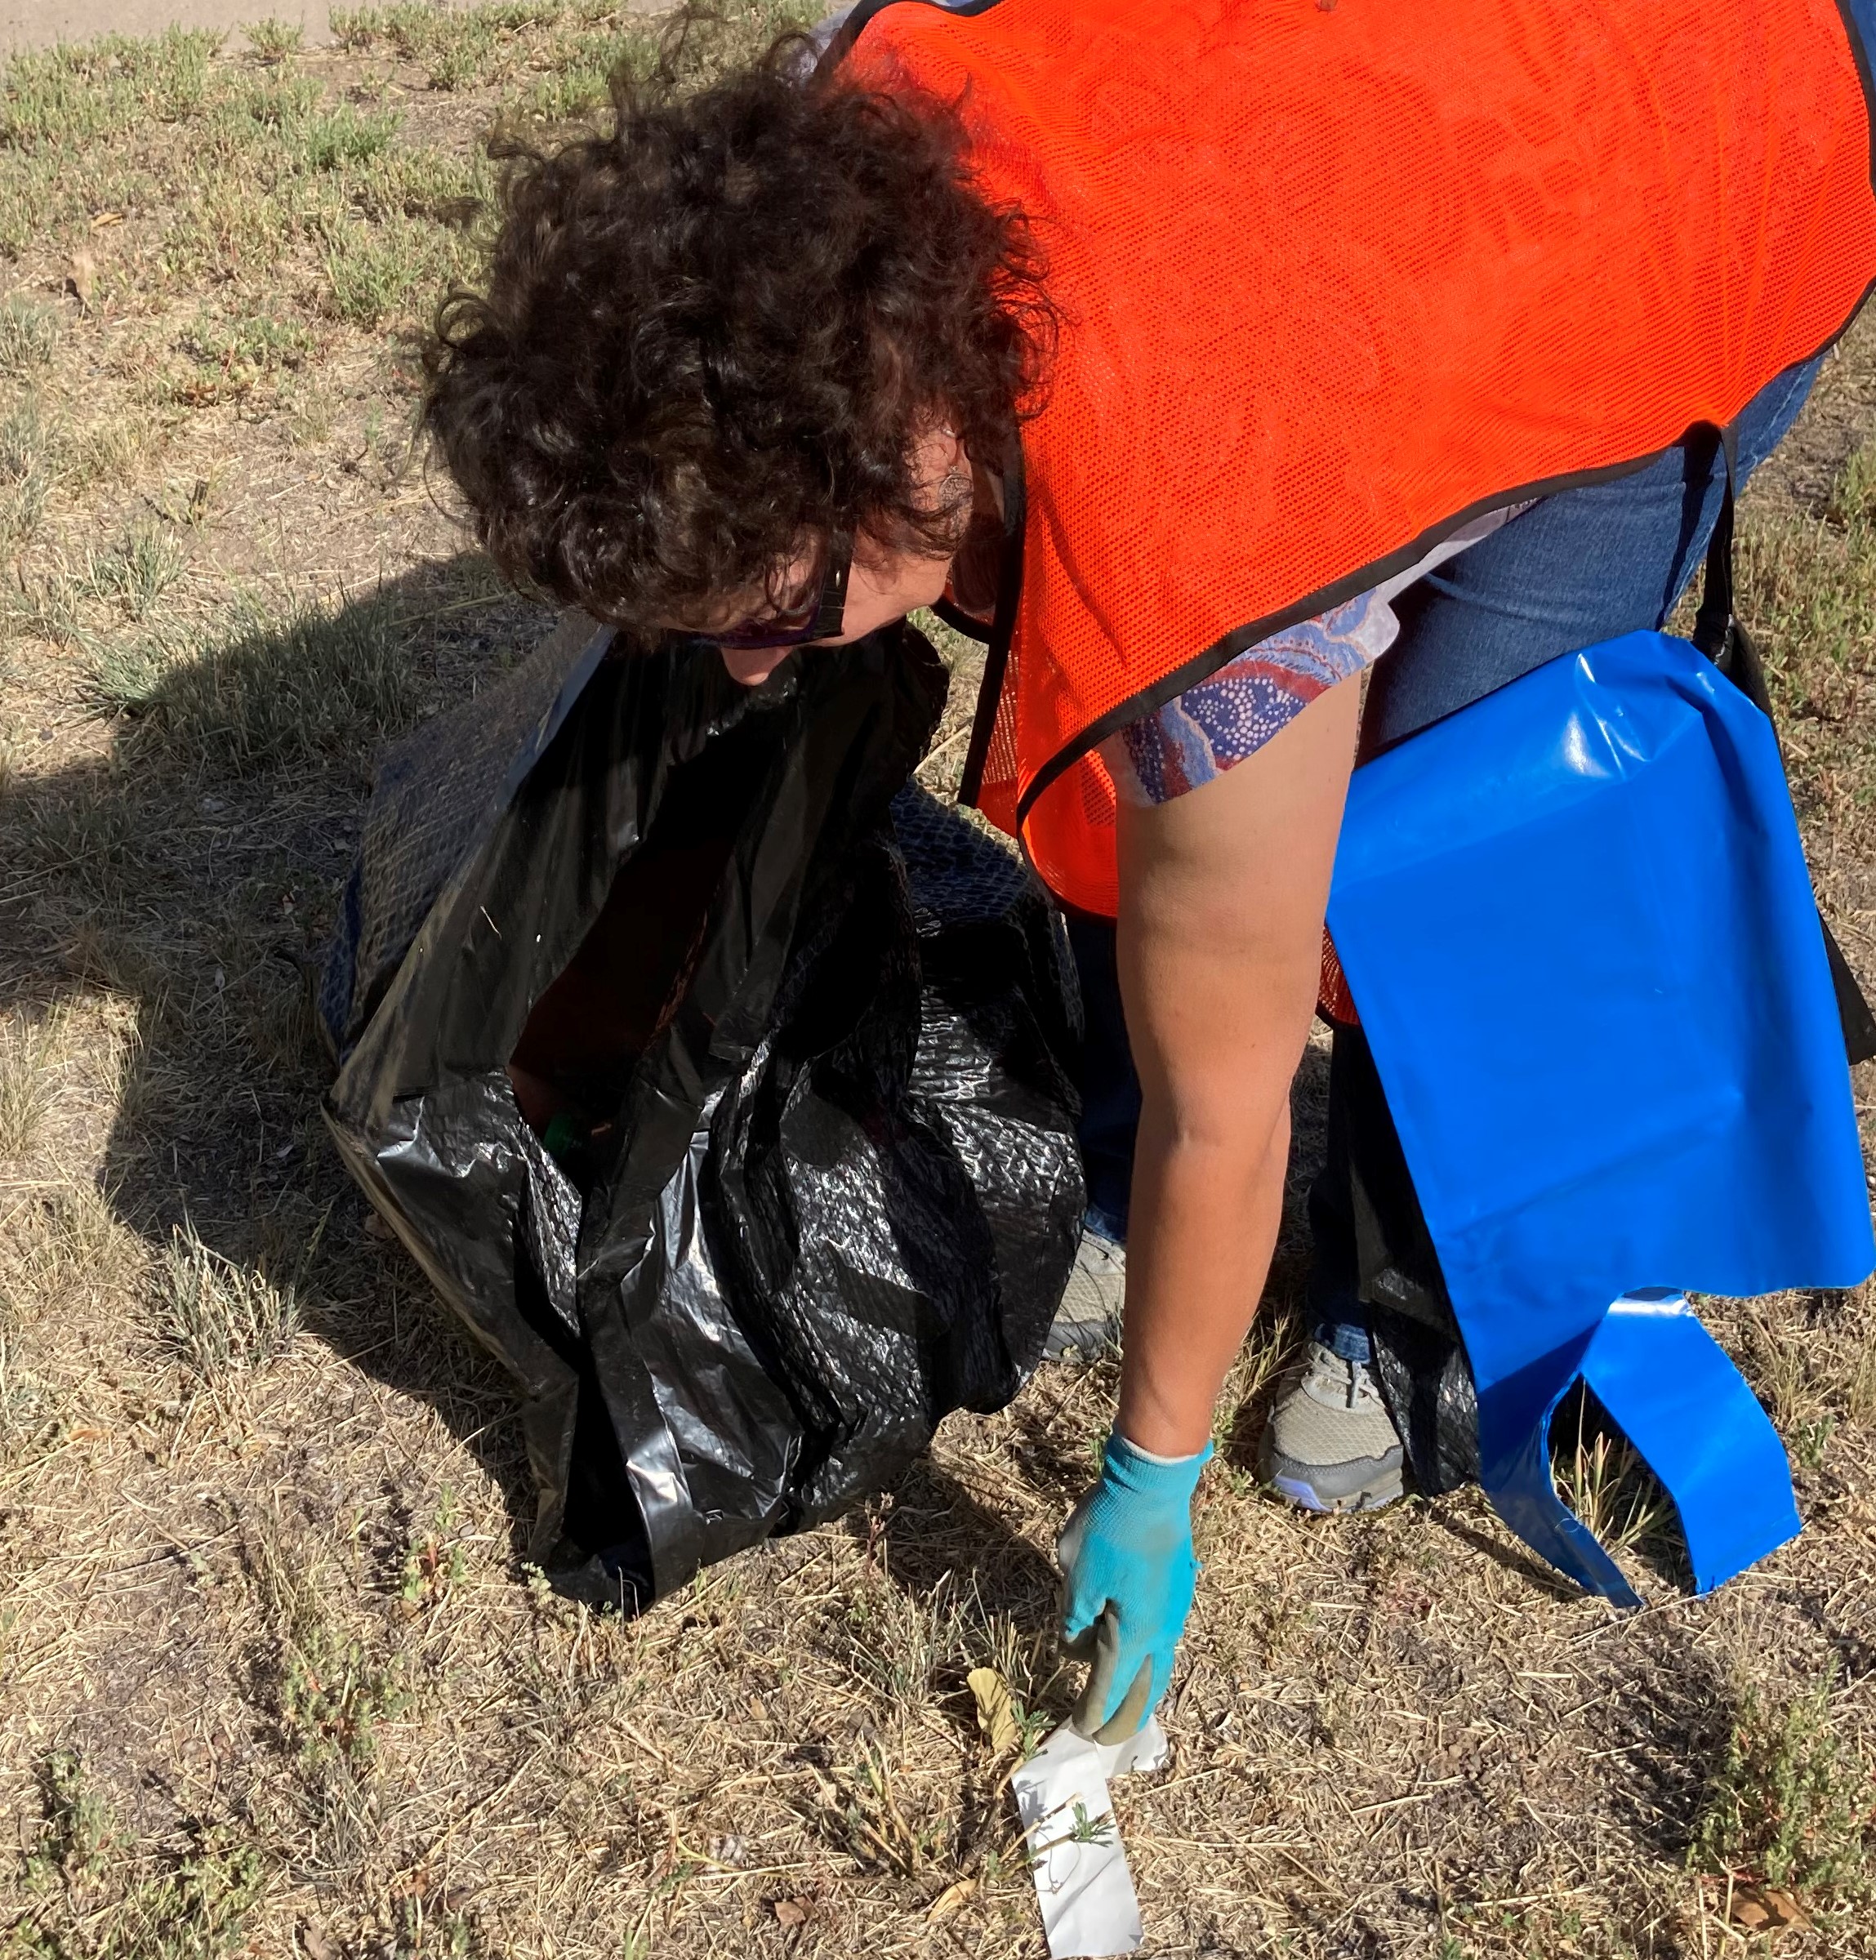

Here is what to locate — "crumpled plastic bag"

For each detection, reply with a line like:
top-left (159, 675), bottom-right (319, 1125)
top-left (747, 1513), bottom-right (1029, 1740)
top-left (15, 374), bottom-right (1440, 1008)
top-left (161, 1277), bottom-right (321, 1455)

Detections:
top-left (319, 613), bottom-right (1084, 1607)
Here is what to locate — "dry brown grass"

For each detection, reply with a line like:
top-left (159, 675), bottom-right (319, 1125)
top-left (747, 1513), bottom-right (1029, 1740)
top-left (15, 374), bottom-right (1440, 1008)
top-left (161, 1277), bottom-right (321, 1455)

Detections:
top-left (1, 11), bottom-right (1874, 1958)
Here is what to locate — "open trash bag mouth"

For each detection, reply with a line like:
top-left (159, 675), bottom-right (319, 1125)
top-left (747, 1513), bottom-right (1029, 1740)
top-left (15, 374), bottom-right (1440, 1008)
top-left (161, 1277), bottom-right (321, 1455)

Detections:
top-left (319, 613), bottom-right (1085, 1608)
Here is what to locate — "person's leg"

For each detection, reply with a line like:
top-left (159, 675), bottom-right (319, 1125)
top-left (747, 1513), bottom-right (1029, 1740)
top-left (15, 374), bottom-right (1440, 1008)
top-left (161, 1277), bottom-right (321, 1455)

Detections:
top-left (1263, 1021), bottom-right (1410, 1509)
top-left (1288, 356), bottom-right (1821, 1502)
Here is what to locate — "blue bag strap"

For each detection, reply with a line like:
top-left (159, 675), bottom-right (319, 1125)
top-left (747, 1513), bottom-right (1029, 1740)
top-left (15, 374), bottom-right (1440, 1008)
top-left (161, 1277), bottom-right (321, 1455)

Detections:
top-left (1578, 1297), bottom-right (1801, 1594)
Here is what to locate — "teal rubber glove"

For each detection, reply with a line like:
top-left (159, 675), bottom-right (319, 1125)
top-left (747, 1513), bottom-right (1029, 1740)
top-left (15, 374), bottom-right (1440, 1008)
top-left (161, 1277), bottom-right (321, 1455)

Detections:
top-left (1057, 1432), bottom-right (1213, 1742)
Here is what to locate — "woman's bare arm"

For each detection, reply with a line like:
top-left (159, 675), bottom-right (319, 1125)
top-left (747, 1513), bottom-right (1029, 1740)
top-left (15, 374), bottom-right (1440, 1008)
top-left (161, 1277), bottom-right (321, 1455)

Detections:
top-left (1112, 676), bottom-right (1362, 1456)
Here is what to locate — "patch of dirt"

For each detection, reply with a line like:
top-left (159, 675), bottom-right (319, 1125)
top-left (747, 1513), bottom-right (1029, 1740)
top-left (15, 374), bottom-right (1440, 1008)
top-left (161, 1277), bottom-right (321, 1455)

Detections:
top-left (1747, 298), bottom-right (1876, 519)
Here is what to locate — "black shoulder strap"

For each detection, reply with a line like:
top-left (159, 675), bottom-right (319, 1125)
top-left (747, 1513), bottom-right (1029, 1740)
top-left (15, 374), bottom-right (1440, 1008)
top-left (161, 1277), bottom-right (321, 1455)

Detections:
top-left (1694, 423), bottom-right (1876, 1064)
top-left (957, 441), bottom-right (1027, 808)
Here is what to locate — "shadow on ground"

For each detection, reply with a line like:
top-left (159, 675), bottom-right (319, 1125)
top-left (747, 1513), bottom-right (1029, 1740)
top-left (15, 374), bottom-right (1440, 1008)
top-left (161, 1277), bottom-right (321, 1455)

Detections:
top-left (2, 553), bottom-right (553, 1552)
top-left (2, 559), bottom-right (1342, 1588)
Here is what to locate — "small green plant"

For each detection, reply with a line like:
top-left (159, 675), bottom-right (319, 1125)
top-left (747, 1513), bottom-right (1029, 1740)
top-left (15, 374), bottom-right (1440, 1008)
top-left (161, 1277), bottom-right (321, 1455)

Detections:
top-left (154, 1218), bottom-right (302, 1381)
top-left (171, 310), bottom-right (317, 405)
top-left (22, 1750), bottom-right (118, 1888)
top-left (77, 519), bottom-right (188, 620)
top-left (0, 292), bottom-right (58, 375)
top-left (320, 207), bottom-right (471, 327)
top-left (88, 588), bottom-right (424, 774)
top-left (0, 1332), bottom-right (60, 1457)
top-left (0, 29), bottom-right (221, 154)
top-left (1691, 1671), bottom-right (1876, 1917)
top-left (1552, 1384), bottom-right (1673, 1557)
top-left (16, 1753), bottom-right (267, 1960)
top-left (282, 1623), bottom-right (411, 1770)
top-left (384, 1892), bottom-right (483, 1958)
top-left (118, 523), bottom-right (186, 618)
top-left (1797, 1414), bottom-right (1835, 1471)
top-left (5, 565), bottom-right (86, 647)
top-left (1027, 1797), bottom-right (1116, 1866)
top-left (0, 390), bottom-right (54, 547)
top-left (426, 16), bottom-right (503, 91)
top-left (0, 1009), bottom-right (63, 1162)
top-left (87, 621), bottom-right (186, 715)
top-left (298, 100), bottom-right (400, 171)
top-left (244, 16), bottom-right (305, 63)
top-left (330, 6), bottom-right (386, 51)
top-left (399, 1487), bottom-right (466, 1611)
top-left (1850, 1330), bottom-right (1876, 1428)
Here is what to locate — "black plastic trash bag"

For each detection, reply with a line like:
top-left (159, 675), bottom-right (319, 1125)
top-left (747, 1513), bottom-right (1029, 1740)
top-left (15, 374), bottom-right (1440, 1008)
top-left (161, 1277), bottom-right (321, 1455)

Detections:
top-left (318, 613), bottom-right (1085, 1609)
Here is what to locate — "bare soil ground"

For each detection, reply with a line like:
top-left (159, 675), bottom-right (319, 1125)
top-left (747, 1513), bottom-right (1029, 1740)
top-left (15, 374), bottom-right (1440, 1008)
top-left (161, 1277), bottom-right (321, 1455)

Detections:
top-left (1, 14), bottom-right (1873, 1958)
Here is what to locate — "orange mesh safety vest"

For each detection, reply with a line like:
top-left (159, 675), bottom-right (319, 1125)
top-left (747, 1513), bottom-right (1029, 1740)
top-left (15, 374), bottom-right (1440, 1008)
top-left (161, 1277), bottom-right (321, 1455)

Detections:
top-left (840, 0), bottom-right (1876, 916)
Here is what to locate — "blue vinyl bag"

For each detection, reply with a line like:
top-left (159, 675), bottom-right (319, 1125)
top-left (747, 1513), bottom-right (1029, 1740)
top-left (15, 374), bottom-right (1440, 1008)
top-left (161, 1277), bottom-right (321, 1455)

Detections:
top-left (1326, 630), bottom-right (1874, 1604)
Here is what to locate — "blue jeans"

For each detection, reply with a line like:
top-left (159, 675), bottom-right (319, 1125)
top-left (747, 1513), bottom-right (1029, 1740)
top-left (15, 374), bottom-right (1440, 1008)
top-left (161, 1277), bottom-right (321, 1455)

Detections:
top-left (1072, 354), bottom-right (1821, 1362)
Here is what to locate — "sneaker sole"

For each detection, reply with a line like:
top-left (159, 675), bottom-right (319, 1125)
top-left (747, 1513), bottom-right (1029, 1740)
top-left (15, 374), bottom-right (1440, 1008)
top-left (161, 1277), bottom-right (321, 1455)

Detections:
top-left (1267, 1464), bottom-right (1405, 1515)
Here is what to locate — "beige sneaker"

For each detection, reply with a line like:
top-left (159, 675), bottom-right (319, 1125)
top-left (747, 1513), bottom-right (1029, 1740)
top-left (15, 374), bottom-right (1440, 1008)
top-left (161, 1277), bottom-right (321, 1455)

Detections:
top-left (1260, 1338), bottom-right (1405, 1512)
top-left (1045, 1222), bottom-right (1125, 1358)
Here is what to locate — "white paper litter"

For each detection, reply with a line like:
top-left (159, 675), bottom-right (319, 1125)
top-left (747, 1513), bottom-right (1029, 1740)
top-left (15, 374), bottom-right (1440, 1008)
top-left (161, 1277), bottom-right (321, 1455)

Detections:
top-left (1011, 1717), bottom-right (1169, 1958)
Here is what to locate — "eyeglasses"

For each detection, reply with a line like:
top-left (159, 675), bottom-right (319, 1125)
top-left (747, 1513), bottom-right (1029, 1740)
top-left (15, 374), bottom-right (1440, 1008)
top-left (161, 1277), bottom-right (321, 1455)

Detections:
top-left (696, 533), bottom-right (851, 653)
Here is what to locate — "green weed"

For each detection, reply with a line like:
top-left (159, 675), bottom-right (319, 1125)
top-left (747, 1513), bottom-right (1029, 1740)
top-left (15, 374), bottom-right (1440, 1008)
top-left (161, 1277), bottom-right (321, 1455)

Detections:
top-left (90, 589), bottom-right (424, 775)
top-left (87, 623), bottom-right (185, 712)
top-left (298, 100), bottom-right (401, 172)
top-left (78, 519), bottom-right (187, 620)
top-left (59, 416), bottom-right (154, 494)
top-left (0, 154), bottom-right (60, 261)
top-left (330, 6), bottom-right (386, 51)
top-left (154, 1218), bottom-right (302, 1382)
top-left (515, 26), bottom-right (655, 122)
top-left (0, 293), bottom-right (57, 375)
top-left (429, 19), bottom-right (510, 91)
top-left (1551, 1384), bottom-right (1675, 1561)
top-left (281, 1621), bottom-right (411, 1769)
top-left (1731, 440), bottom-right (1876, 823)
top-left (0, 29), bottom-right (221, 154)
top-left (321, 206), bottom-right (473, 327)
top-left (1851, 1326), bottom-right (1876, 1428)
top-left (244, 17), bottom-right (305, 64)
top-left (399, 1486), bottom-right (467, 1612)
top-left (1691, 1670), bottom-right (1876, 1917)
top-left (372, 1), bottom-right (549, 88)
top-left (382, 1893), bottom-right (485, 1958)
top-left (172, 310), bottom-right (316, 404)
top-left (14, 1753), bottom-right (267, 1960)
top-left (7, 564), bottom-right (87, 646)
top-left (0, 390), bottom-right (54, 548)
top-left (0, 1333), bottom-right (60, 1459)
top-left (22, 1751), bottom-right (117, 1888)
top-left (9, 780), bottom-right (148, 912)
top-left (158, 177), bottom-right (311, 288)
top-left (0, 1009), bottom-right (63, 1161)
top-left (348, 143), bottom-right (488, 225)
top-left (214, 67), bottom-right (323, 137)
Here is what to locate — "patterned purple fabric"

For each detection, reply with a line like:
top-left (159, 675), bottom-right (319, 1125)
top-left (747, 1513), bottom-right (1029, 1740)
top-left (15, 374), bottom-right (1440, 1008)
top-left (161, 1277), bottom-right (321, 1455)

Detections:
top-left (1112, 590), bottom-right (1396, 804)
top-left (1105, 503), bottom-right (1535, 804)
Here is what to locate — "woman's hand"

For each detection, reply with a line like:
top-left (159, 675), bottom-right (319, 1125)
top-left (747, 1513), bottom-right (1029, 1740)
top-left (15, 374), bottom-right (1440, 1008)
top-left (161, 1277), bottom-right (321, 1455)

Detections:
top-left (1112, 676), bottom-right (1361, 1453)
top-left (1058, 1432), bottom-right (1213, 1740)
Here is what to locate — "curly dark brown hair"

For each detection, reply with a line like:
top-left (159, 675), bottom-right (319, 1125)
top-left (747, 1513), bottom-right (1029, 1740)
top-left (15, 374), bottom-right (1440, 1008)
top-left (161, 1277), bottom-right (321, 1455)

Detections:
top-left (420, 37), bottom-right (1053, 635)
